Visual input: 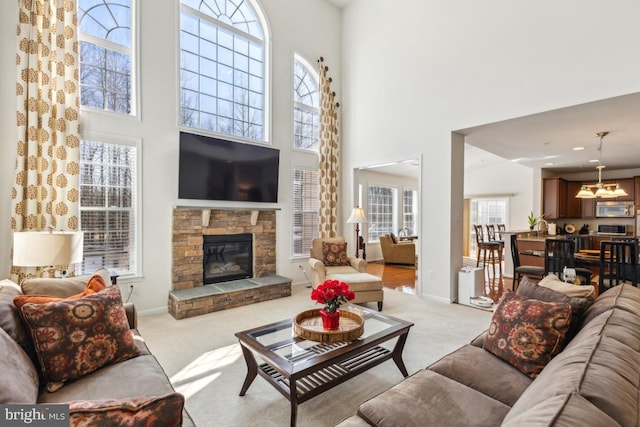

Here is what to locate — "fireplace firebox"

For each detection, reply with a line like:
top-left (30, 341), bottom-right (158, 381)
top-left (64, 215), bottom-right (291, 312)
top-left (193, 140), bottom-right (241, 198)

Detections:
top-left (203, 233), bottom-right (253, 284)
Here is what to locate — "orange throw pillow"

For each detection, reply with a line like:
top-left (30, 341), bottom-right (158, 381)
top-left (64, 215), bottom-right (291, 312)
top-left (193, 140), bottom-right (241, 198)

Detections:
top-left (13, 274), bottom-right (107, 310)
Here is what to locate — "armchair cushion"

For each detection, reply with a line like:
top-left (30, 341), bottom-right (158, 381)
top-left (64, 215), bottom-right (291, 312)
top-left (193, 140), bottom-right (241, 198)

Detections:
top-left (322, 241), bottom-right (349, 266)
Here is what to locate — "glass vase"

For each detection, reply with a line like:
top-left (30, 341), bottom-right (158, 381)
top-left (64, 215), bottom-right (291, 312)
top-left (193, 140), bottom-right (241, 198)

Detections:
top-left (319, 308), bottom-right (340, 330)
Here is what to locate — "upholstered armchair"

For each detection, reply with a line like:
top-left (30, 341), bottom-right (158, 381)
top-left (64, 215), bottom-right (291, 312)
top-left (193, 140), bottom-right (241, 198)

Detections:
top-left (307, 237), bottom-right (367, 286)
top-left (379, 234), bottom-right (416, 266)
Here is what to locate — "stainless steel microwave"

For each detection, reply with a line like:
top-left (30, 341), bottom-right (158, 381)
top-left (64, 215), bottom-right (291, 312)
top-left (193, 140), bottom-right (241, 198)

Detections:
top-left (595, 201), bottom-right (635, 218)
top-left (597, 224), bottom-right (628, 235)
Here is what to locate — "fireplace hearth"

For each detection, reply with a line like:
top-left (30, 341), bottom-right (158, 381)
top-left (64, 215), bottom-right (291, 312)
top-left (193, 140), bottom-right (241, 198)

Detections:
top-left (203, 233), bottom-right (253, 284)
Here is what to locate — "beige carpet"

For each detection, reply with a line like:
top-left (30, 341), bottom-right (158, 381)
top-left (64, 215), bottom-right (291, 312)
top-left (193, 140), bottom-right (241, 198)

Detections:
top-left (138, 285), bottom-right (493, 427)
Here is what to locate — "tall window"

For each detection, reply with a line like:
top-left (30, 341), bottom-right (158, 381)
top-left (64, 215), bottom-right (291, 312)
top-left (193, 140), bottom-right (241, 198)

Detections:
top-left (402, 188), bottom-right (418, 235)
top-left (79, 137), bottom-right (139, 277)
top-left (179, 0), bottom-right (267, 142)
top-left (78, 0), bottom-right (134, 114)
top-left (470, 198), bottom-right (508, 256)
top-left (293, 55), bottom-right (319, 151)
top-left (368, 185), bottom-right (397, 241)
top-left (292, 168), bottom-right (319, 257)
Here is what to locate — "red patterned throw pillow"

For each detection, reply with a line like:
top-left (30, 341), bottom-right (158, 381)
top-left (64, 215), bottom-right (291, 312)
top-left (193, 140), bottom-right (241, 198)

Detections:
top-left (20, 286), bottom-right (139, 392)
top-left (322, 241), bottom-right (349, 266)
top-left (482, 291), bottom-right (571, 378)
top-left (69, 393), bottom-right (185, 427)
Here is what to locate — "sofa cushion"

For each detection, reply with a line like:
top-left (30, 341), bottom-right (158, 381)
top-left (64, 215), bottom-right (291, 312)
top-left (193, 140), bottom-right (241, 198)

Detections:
top-left (38, 353), bottom-right (175, 403)
top-left (357, 369), bottom-right (511, 427)
top-left (427, 344), bottom-right (532, 406)
top-left (502, 392), bottom-right (622, 427)
top-left (322, 241), bottom-right (349, 266)
top-left (537, 273), bottom-right (595, 299)
top-left (21, 267), bottom-right (111, 298)
top-left (579, 283), bottom-right (640, 329)
top-left (483, 291), bottom-right (571, 378)
top-left (14, 274), bottom-right (107, 309)
top-left (68, 392), bottom-right (184, 427)
top-left (517, 276), bottom-right (592, 340)
top-left (0, 325), bottom-right (39, 404)
top-left (20, 285), bottom-right (139, 392)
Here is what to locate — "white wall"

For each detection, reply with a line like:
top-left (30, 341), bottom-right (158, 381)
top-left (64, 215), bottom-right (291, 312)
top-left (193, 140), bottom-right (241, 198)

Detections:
top-left (464, 155), bottom-right (536, 231)
top-left (0, 0), bottom-right (342, 313)
top-left (340, 0), bottom-right (640, 301)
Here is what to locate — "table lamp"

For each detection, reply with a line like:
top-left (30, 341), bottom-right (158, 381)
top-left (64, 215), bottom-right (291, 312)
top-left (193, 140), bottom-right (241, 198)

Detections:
top-left (13, 231), bottom-right (84, 278)
top-left (346, 206), bottom-right (368, 258)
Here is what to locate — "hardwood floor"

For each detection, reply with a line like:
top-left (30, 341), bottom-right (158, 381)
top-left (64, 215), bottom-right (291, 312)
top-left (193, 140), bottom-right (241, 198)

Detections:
top-left (365, 262), bottom-right (417, 295)
top-left (366, 260), bottom-right (516, 298)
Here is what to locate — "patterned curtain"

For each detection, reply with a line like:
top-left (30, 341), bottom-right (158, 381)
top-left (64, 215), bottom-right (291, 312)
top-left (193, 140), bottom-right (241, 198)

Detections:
top-left (12, 0), bottom-right (81, 280)
top-left (317, 57), bottom-right (340, 239)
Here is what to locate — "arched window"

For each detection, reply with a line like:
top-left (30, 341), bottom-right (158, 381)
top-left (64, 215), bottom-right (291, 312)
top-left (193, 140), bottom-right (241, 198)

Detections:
top-left (79, 0), bottom-right (134, 114)
top-left (293, 55), bottom-right (320, 151)
top-left (179, 0), bottom-right (268, 142)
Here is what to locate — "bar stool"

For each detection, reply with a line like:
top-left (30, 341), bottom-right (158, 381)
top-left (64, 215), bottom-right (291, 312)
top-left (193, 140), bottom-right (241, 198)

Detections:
top-left (486, 224), bottom-right (504, 256)
top-left (474, 225), bottom-right (502, 297)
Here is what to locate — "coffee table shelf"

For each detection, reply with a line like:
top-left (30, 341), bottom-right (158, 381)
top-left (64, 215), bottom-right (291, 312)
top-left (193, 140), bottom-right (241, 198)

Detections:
top-left (259, 345), bottom-right (391, 399)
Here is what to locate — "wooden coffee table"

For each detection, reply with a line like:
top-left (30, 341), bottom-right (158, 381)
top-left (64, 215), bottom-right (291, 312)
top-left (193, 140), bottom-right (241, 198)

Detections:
top-left (235, 305), bottom-right (413, 427)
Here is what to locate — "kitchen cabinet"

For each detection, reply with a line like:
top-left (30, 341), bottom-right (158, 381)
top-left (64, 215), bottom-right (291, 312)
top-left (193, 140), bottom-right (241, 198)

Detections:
top-left (602, 178), bottom-right (635, 201)
top-left (543, 178), bottom-right (568, 219)
top-left (566, 181), bottom-right (582, 217)
top-left (581, 198), bottom-right (596, 218)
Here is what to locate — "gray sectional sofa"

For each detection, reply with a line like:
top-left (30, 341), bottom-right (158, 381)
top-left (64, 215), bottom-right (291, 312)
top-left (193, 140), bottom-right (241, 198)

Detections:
top-left (337, 281), bottom-right (640, 426)
top-left (0, 273), bottom-right (194, 426)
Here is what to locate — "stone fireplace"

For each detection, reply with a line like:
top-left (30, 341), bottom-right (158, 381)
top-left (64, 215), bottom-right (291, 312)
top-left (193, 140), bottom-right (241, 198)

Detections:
top-left (169, 208), bottom-right (290, 319)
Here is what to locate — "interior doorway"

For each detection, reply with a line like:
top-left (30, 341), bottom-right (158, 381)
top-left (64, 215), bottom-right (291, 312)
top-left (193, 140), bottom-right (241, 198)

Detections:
top-left (353, 157), bottom-right (421, 265)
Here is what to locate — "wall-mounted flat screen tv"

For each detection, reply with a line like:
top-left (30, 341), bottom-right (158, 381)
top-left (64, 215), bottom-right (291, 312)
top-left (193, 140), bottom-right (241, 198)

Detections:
top-left (178, 132), bottom-right (279, 203)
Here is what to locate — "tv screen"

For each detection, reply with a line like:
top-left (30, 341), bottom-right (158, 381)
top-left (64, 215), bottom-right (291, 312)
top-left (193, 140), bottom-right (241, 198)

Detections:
top-left (178, 132), bottom-right (279, 203)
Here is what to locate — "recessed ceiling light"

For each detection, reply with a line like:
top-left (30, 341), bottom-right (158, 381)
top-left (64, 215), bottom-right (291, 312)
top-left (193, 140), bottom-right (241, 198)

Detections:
top-left (588, 159), bottom-right (599, 163)
top-left (544, 162), bottom-right (554, 166)
top-left (573, 146), bottom-right (584, 151)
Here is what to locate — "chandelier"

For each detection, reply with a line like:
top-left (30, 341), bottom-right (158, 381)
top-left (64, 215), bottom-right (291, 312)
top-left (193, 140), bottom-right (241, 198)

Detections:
top-left (575, 131), bottom-right (629, 199)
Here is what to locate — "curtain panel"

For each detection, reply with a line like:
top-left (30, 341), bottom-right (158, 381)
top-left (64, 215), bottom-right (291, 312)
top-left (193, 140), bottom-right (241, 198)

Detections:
top-left (13, 0), bottom-right (81, 280)
top-left (317, 57), bottom-right (340, 239)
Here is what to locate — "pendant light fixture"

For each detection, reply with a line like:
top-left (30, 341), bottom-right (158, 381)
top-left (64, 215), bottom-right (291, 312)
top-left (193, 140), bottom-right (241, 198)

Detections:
top-left (575, 131), bottom-right (628, 199)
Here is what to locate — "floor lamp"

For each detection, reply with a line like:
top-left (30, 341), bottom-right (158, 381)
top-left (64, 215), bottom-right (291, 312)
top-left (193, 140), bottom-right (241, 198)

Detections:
top-left (346, 207), bottom-right (368, 259)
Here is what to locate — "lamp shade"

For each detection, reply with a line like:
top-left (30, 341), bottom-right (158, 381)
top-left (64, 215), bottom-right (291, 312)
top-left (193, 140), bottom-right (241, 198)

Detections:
top-left (346, 207), bottom-right (368, 224)
top-left (13, 231), bottom-right (84, 267)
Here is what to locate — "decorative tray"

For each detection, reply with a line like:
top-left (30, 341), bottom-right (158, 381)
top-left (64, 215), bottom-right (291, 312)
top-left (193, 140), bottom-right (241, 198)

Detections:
top-left (293, 309), bottom-right (364, 343)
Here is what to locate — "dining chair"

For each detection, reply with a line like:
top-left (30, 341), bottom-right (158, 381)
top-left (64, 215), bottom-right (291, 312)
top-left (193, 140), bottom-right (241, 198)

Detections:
top-left (510, 234), bottom-right (545, 291)
top-left (544, 238), bottom-right (592, 285)
top-left (598, 240), bottom-right (638, 295)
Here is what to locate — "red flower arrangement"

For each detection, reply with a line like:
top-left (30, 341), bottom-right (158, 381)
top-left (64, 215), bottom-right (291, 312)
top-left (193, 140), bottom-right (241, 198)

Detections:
top-left (311, 279), bottom-right (356, 314)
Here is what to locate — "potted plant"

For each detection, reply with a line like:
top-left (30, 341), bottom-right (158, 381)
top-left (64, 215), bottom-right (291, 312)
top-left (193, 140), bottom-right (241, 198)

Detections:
top-left (528, 211), bottom-right (542, 230)
top-left (311, 279), bottom-right (355, 330)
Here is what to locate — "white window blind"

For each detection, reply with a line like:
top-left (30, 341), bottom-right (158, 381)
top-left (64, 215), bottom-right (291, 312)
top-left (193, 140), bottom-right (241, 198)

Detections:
top-left (292, 168), bottom-right (319, 257)
top-left (368, 185), bottom-right (397, 241)
top-left (79, 139), bottom-right (138, 277)
top-left (403, 188), bottom-right (418, 235)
